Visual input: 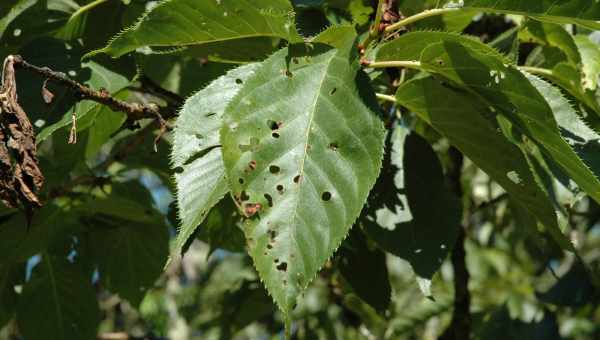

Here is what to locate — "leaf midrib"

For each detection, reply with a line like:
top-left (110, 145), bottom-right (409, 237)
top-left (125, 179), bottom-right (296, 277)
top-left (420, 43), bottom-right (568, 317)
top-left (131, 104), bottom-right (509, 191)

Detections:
top-left (281, 51), bottom-right (337, 306)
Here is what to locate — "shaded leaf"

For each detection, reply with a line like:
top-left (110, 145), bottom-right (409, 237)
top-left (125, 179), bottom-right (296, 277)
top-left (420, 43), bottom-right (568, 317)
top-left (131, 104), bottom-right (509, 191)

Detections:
top-left (395, 77), bottom-right (572, 250)
top-left (364, 126), bottom-right (461, 288)
top-left (0, 263), bottom-right (22, 327)
top-left (338, 229), bottom-right (391, 313)
top-left (17, 255), bottom-right (100, 340)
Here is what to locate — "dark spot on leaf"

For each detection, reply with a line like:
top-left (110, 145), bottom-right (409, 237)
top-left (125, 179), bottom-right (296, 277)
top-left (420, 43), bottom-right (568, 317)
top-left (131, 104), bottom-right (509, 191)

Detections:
top-left (329, 142), bottom-right (338, 151)
top-left (322, 192), bottom-right (332, 201)
top-left (267, 120), bottom-right (278, 130)
top-left (194, 133), bottom-right (203, 140)
top-left (248, 160), bottom-right (257, 171)
top-left (240, 191), bottom-right (250, 201)
top-left (329, 88), bottom-right (337, 95)
top-left (274, 258), bottom-right (279, 263)
top-left (436, 59), bottom-right (444, 66)
top-left (293, 175), bottom-right (301, 184)
top-left (264, 193), bottom-right (273, 207)
top-left (205, 112), bottom-right (217, 117)
top-left (238, 178), bottom-right (244, 184)
top-left (267, 244), bottom-right (273, 249)
top-left (173, 167), bottom-right (184, 174)
top-left (235, 78), bottom-right (243, 84)
top-left (269, 165), bottom-right (280, 174)
top-left (283, 279), bottom-right (287, 285)
top-left (277, 262), bottom-right (288, 271)
top-left (285, 69), bottom-right (293, 78)
top-left (292, 58), bottom-right (299, 64)
top-left (276, 185), bottom-right (284, 193)
top-left (272, 132), bottom-right (280, 138)
top-left (268, 229), bottom-right (277, 240)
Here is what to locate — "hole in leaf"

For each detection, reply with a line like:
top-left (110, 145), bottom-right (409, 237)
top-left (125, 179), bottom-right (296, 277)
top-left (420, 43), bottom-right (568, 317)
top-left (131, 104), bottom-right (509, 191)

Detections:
top-left (235, 78), bottom-right (243, 84)
top-left (285, 70), bottom-right (293, 78)
top-left (264, 193), bottom-right (273, 207)
top-left (276, 262), bottom-right (288, 271)
top-left (276, 185), bottom-right (284, 193)
top-left (292, 58), bottom-right (299, 64)
top-left (238, 178), bottom-right (244, 184)
top-left (268, 229), bottom-right (277, 240)
top-left (293, 175), bottom-right (301, 184)
top-left (267, 244), bottom-right (273, 249)
top-left (173, 167), bottom-right (184, 174)
top-left (322, 191), bottom-right (332, 201)
top-left (329, 142), bottom-right (338, 151)
top-left (329, 88), bottom-right (337, 95)
top-left (269, 165), bottom-right (280, 174)
top-left (240, 191), bottom-right (250, 201)
top-left (205, 112), bottom-right (217, 117)
top-left (272, 132), bottom-right (280, 138)
top-left (267, 120), bottom-right (279, 130)
top-left (274, 258), bottom-right (279, 263)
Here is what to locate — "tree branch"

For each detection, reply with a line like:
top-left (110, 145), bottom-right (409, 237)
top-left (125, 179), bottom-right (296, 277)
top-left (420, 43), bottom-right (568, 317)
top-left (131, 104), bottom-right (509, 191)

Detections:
top-left (7, 55), bottom-right (176, 122)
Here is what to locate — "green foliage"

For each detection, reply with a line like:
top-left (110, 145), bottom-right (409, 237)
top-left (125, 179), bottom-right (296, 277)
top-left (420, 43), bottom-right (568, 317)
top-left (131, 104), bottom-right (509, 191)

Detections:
top-left (1, 1), bottom-right (600, 339)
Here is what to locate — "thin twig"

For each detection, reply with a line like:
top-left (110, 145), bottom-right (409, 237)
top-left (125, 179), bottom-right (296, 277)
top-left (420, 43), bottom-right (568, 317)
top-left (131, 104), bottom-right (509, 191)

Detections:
top-left (385, 7), bottom-right (459, 34)
top-left (6, 55), bottom-right (175, 149)
top-left (364, 60), bottom-right (422, 70)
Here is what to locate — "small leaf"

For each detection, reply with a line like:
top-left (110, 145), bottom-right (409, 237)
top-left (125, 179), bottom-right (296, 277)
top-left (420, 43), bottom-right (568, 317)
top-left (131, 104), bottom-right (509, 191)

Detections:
top-left (221, 43), bottom-right (385, 317)
top-left (93, 0), bottom-right (303, 58)
top-left (17, 255), bottom-right (100, 340)
top-left (172, 63), bottom-right (259, 256)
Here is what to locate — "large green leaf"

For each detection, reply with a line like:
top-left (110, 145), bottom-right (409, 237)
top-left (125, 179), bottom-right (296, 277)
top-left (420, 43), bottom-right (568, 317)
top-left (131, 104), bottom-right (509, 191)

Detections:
top-left (363, 126), bottom-right (461, 293)
top-left (395, 77), bottom-right (573, 250)
top-left (172, 63), bottom-right (259, 256)
top-left (220, 44), bottom-right (385, 318)
top-left (94, 0), bottom-right (303, 58)
top-left (17, 255), bottom-right (100, 340)
top-left (458, 0), bottom-right (600, 30)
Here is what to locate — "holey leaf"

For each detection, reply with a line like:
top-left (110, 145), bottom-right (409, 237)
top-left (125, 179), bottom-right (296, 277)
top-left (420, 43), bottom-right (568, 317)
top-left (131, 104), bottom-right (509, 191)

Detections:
top-left (220, 44), bottom-right (385, 317)
top-left (93, 0), bottom-right (303, 58)
top-left (172, 63), bottom-right (259, 256)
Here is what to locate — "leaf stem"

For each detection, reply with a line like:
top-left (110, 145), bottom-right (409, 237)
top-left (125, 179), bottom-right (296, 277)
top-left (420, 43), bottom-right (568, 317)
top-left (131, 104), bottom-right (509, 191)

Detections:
top-left (366, 60), bottom-right (422, 70)
top-left (385, 7), bottom-right (459, 33)
top-left (376, 93), bottom-right (397, 103)
top-left (518, 66), bottom-right (554, 77)
top-left (360, 0), bottom-right (386, 49)
top-left (69, 0), bottom-right (109, 21)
